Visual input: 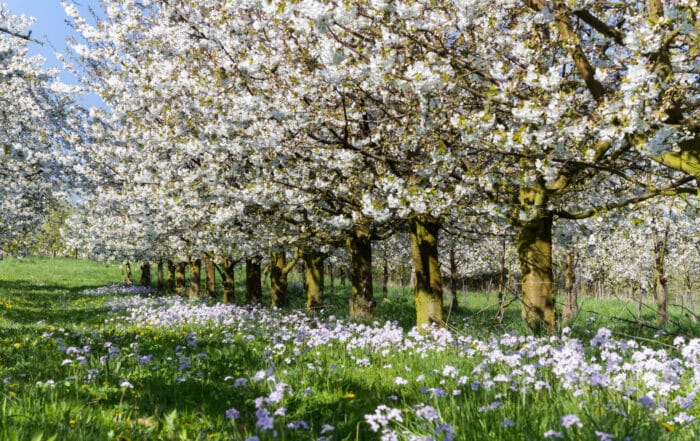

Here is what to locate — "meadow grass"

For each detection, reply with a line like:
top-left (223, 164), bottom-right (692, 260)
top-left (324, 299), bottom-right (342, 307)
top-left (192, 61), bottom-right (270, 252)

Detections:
top-left (0, 257), bottom-right (698, 440)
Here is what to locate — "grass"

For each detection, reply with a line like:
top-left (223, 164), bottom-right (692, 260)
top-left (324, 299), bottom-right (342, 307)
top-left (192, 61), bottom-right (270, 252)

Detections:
top-left (0, 257), bottom-right (699, 440)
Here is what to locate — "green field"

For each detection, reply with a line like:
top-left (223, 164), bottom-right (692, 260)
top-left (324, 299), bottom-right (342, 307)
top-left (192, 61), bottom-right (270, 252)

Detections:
top-left (0, 257), bottom-right (698, 440)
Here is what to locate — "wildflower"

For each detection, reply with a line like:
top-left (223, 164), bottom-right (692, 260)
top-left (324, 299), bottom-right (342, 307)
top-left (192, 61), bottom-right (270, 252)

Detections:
top-left (344, 392), bottom-right (355, 399)
top-left (12, 343), bottom-right (21, 348)
top-left (435, 424), bottom-right (455, 441)
top-left (427, 387), bottom-right (446, 398)
top-left (559, 414), bottom-right (582, 428)
top-left (365, 405), bottom-right (404, 432)
top-left (544, 430), bottom-right (563, 438)
top-left (594, 431), bottom-right (614, 441)
top-left (380, 429), bottom-right (399, 441)
top-left (501, 419), bottom-right (514, 427)
top-left (119, 380), bottom-right (134, 389)
top-left (394, 376), bottom-right (408, 386)
top-left (415, 404), bottom-right (439, 423)
top-left (661, 422), bottom-right (674, 432)
top-left (225, 408), bottom-right (240, 420)
top-left (320, 424), bottom-right (334, 434)
top-left (478, 401), bottom-right (503, 412)
top-left (673, 412), bottom-right (696, 424)
top-left (638, 395), bottom-right (655, 407)
top-left (69, 419), bottom-right (76, 425)
top-left (255, 407), bottom-right (274, 431)
top-left (442, 365), bottom-right (458, 378)
top-left (286, 420), bottom-right (309, 430)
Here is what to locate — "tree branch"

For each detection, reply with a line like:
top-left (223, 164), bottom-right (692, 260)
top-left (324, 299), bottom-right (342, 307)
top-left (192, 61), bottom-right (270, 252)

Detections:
top-left (0, 26), bottom-right (42, 44)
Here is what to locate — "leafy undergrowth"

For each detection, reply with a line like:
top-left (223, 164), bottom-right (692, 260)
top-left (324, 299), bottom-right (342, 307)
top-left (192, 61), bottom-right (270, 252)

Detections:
top-left (0, 284), bottom-right (699, 441)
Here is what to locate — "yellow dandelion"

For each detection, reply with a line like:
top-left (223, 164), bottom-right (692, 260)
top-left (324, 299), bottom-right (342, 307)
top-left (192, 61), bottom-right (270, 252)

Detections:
top-left (344, 392), bottom-right (356, 399)
top-left (12, 342), bottom-right (21, 348)
top-left (661, 422), bottom-right (674, 432)
top-left (69, 419), bottom-right (76, 425)
top-left (8, 391), bottom-right (16, 397)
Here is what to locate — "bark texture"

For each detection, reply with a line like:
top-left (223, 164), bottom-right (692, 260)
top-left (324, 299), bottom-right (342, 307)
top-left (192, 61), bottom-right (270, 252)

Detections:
top-left (189, 258), bottom-right (201, 299)
top-left (347, 227), bottom-right (375, 319)
top-left (222, 258), bottom-right (235, 304)
top-left (175, 262), bottom-right (187, 297)
top-left (517, 215), bottom-right (556, 334)
top-left (409, 217), bottom-right (444, 330)
top-left (139, 262), bottom-right (151, 288)
top-left (205, 259), bottom-right (216, 299)
top-left (270, 251), bottom-right (297, 307)
top-left (156, 259), bottom-right (165, 293)
top-left (245, 258), bottom-right (262, 305)
top-left (303, 250), bottom-right (324, 312)
top-left (562, 251), bottom-right (578, 323)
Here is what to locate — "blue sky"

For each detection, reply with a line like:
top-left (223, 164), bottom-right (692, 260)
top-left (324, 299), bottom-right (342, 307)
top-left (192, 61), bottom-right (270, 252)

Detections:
top-left (3, 0), bottom-right (100, 105)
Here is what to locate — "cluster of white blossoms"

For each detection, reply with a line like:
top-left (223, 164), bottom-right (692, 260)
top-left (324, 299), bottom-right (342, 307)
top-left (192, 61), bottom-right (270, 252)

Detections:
top-left (0, 5), bottom-right (79, 250)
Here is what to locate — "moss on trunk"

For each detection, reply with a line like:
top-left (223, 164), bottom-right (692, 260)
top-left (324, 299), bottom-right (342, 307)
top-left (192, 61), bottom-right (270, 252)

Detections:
top-left (189, 258), bottom-right (201, 299)
top-left (270, 251), bottom-right (297, 308)
top-left (409, 217), bottom-right (444, 330)
top-left (205, 259), bottom-right (216, 299)
top-left (347, 227), bottom-right (375, 319)
top-left (303, 250), bottom-right (324, 312)
top-left (175, 262), bottom-right (187, 297)
top-left (123, 262), bottom-right (134, 285)
top-left (517, 215), bottom-right (556, 334)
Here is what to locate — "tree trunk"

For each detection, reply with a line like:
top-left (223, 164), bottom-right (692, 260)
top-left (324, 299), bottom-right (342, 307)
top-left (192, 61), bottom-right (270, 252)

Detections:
top-left (655, 277), bottom-right (669, 328)
top-left (562, 251), bottom-right (578, 323)
top-left (205, 259), bottom-right (216, 299)
top-left (328, 260), bottom-right (335, 294)
top-left (382, 255), bottom-right (389, 301)
top-left (139, 262), bottom-right (151, 288)
top-left (347, 227), bottom-right (375, 319)
top-left (340, 266), bottom-right (346, 289)
top-left (270, 251), bottom-right (298, 307)
top-left (299, 261), bottom-right (308, 293)
top-left (175, 262), bottom-right (187, 297)
top-left (652, 212), bottom-right (671, 328)
top-left (222, 258), bottom-right (235, 304)
top-left (448, 247), bottom-right (459, 311)
top-left (409, 217), bottom-right (444, 330)
top-left (245, 258), bottom-right (262, 305)
top-left (156, 259), bottom-right (165, 293)
top-left (123, 262), bottom-right (134, 285)
top-left (167, 260), bottom-right (176, 294)
top-left (517, 214), bottom-right (556, 334)
top-left (496, 235), bottom-right (507, 323)
top-left (303, 250), bottom-right (324, 312)
top-left (189, 258), bottom-right (201, 299)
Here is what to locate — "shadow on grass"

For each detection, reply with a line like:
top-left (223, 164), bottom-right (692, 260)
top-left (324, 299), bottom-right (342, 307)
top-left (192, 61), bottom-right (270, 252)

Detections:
top-left (0, 279), bottom-right (115, 326)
